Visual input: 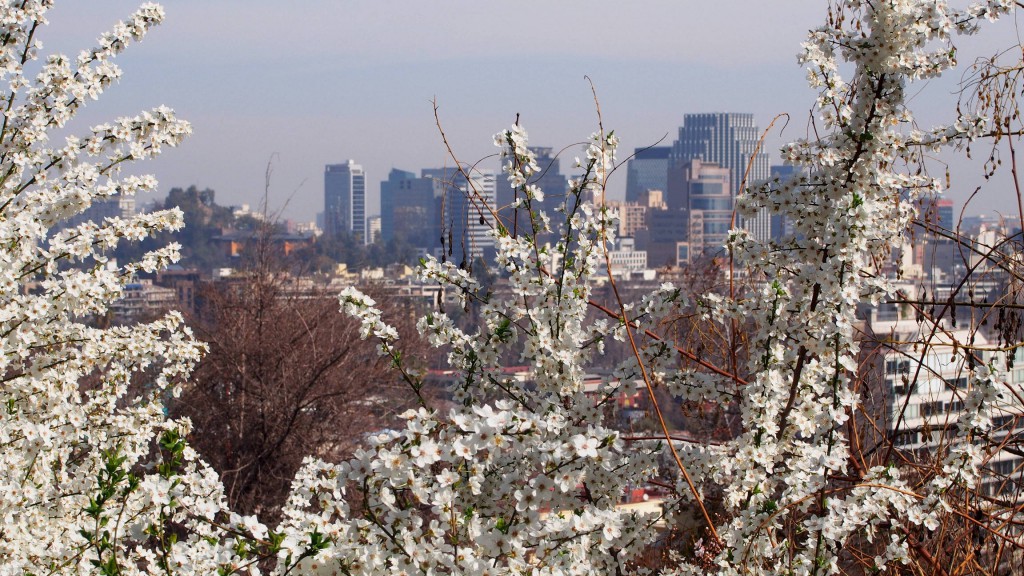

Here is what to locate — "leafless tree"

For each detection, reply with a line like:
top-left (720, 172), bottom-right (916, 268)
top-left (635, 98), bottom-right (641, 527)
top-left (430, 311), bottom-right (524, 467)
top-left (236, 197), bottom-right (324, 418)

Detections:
top-left (171, 251), bottom-right (426, 522)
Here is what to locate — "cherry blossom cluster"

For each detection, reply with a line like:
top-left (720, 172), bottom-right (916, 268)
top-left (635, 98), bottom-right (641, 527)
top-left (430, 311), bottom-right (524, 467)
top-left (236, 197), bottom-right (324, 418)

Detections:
top-left (652, 1), bottom-right (1015, 574)
top-left (0, 3), bottom-right (261, 574)
top-left (289, 127), bottom-right (663, 573)
top-left (4, 0), bottom-right (1020, 574)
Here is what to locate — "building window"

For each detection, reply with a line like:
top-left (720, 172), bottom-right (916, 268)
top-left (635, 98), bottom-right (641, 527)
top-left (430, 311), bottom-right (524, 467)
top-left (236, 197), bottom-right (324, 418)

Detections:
top-left (893, 430), bottom-right (918, 446)
top-left (992, 414), bottom-right (1017, 429)
top-left (886, 359), bottom-right (910, 375)
top-left (892, 378), bottom-right (916, 395)
top-left (920, 401), bottom-right (945, 418)
top-left (946, 377), bottom-right (968, 390)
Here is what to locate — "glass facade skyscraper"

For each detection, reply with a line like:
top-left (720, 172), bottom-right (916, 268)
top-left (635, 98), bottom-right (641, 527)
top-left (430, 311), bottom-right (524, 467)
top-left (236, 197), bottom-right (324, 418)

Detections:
top-left (682, 159), bottom-right (732, 258)
top-left (625, 146), bottom-right (671, 203)
top-left (669, 113), bottom-right (771, 241)
top-left (380, 168), bottom-right (439, 250)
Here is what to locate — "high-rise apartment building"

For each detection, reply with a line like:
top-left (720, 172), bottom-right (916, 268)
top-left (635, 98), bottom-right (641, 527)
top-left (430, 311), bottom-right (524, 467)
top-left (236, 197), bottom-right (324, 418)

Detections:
top-left (625, 146), bottom-right (671, 203)
top-left (324, 160), bottom-right (366, 243)
top-left (669, 113), bottom-right (770, 240)
top-left (606, 201), bottom-right (649, 238)
top-left (865, 284), bottom-right (1024, 500)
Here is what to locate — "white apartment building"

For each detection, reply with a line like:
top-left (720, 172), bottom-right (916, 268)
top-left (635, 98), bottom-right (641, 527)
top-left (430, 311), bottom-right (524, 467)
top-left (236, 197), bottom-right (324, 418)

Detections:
top-left (868, 295), bottom-right (1024, 500)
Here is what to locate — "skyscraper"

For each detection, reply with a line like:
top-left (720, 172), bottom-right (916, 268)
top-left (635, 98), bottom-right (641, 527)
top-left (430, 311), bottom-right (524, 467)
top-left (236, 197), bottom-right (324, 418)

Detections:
top-left (380, 168), bottom-right (436, 249)
top-left (669, 113), bottom-right (770, 240)
top-left (464, 171), bottom-right (497, 260)
top-left (769, 164), bottom-right (806, 240)
top-left (681, 159), bottom-right (732, 259)
top-left (423, 167), bottom-right (497, 262)
top-left (625, 146), bottom-right (671, 203)
top-left (324, 160), bottom-right (366, 243)
top-left (495, 146), bottom-right (567, 235)
top-left (935, 198), bottom-right (955, 230)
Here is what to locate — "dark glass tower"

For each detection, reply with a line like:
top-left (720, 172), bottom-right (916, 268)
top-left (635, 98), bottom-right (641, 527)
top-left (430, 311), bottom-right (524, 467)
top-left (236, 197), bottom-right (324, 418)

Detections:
top-left (625, 146), bottom-right (671, 203)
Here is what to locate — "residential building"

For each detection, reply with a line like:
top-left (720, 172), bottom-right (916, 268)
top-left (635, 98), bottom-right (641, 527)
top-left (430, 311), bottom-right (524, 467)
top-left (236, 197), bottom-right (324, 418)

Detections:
top-left (637, 189), bottom-right (666, 210)
top-left (63, 194), bottom-right (136, 229)
top-left (607, 201), bottom-right (649, 238)
top-left (211, 230), bottom-right (315, 258)
top-left (864, 284), bottom-right (1024, 500)
top-left (111, 278), bottom-right (177, 322)
top-left (607, 238), bottom-right (649, 278)
top-left (155, 267), bottom-right (201, 315)
top-left (231, 204), bottom-right (266, 222)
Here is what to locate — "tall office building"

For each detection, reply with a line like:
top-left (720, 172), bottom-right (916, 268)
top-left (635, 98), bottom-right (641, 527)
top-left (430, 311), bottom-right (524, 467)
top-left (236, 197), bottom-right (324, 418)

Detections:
top-left (495, 146), bottom-right (567, 235)
top-left (682, 159), bottom-right (732, 260)
top-left (380, 168), bottom-right (440, 250)
top-left (669, 113), bottom-right (770, 240)
top-left (324, 160), bottom-right (366, 243)
top-left (768, 164), bottom-right (806, 240)
top-left (423, 167), bottom-right (497, 261)
top-left (366, 216), bottom-right (382, 245)
top-left (465, 171), bottom-right (497, 260)
top-left (625, 146), bottom-right (671, 203)
top-left (935, 198), bottom-right (955, 230)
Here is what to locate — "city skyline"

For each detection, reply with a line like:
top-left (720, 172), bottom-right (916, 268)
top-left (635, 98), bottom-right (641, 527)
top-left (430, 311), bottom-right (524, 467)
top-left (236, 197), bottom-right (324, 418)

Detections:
top-left (40, 2), bottom-right (1024, 224)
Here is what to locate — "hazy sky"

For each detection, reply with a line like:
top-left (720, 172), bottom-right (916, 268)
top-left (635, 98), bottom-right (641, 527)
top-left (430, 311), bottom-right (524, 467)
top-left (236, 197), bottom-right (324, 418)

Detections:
top-left (39, 2), bottom-right (1024, 222)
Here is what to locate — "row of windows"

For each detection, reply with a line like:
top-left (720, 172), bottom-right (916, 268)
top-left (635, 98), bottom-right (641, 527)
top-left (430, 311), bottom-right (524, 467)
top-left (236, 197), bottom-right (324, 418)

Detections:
top-left (886, 353), bottom-right (960, 376)
top-left (890, 378), bottom-right (916, 395)
top-left (988, 457), bottom-right (1024, 477)
top-left (886, 360), bottom-right (911, 375)
top-left (980, 478), bottom-right (1024, 498)
top-left (888, 376), bottom-right (968, 395)
top-left (917, 399), bottom-right (965, 417)
top-left (894, 412), bottom-right (1023, 447)
top-left (893, 399), bottom-right (967, 421)
top-left (690, 197), bottom-right (732, 211)
top-left (893, 429), bottom-right (948, 446)
top-left (993, 415), bottom-right (1018, 429)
